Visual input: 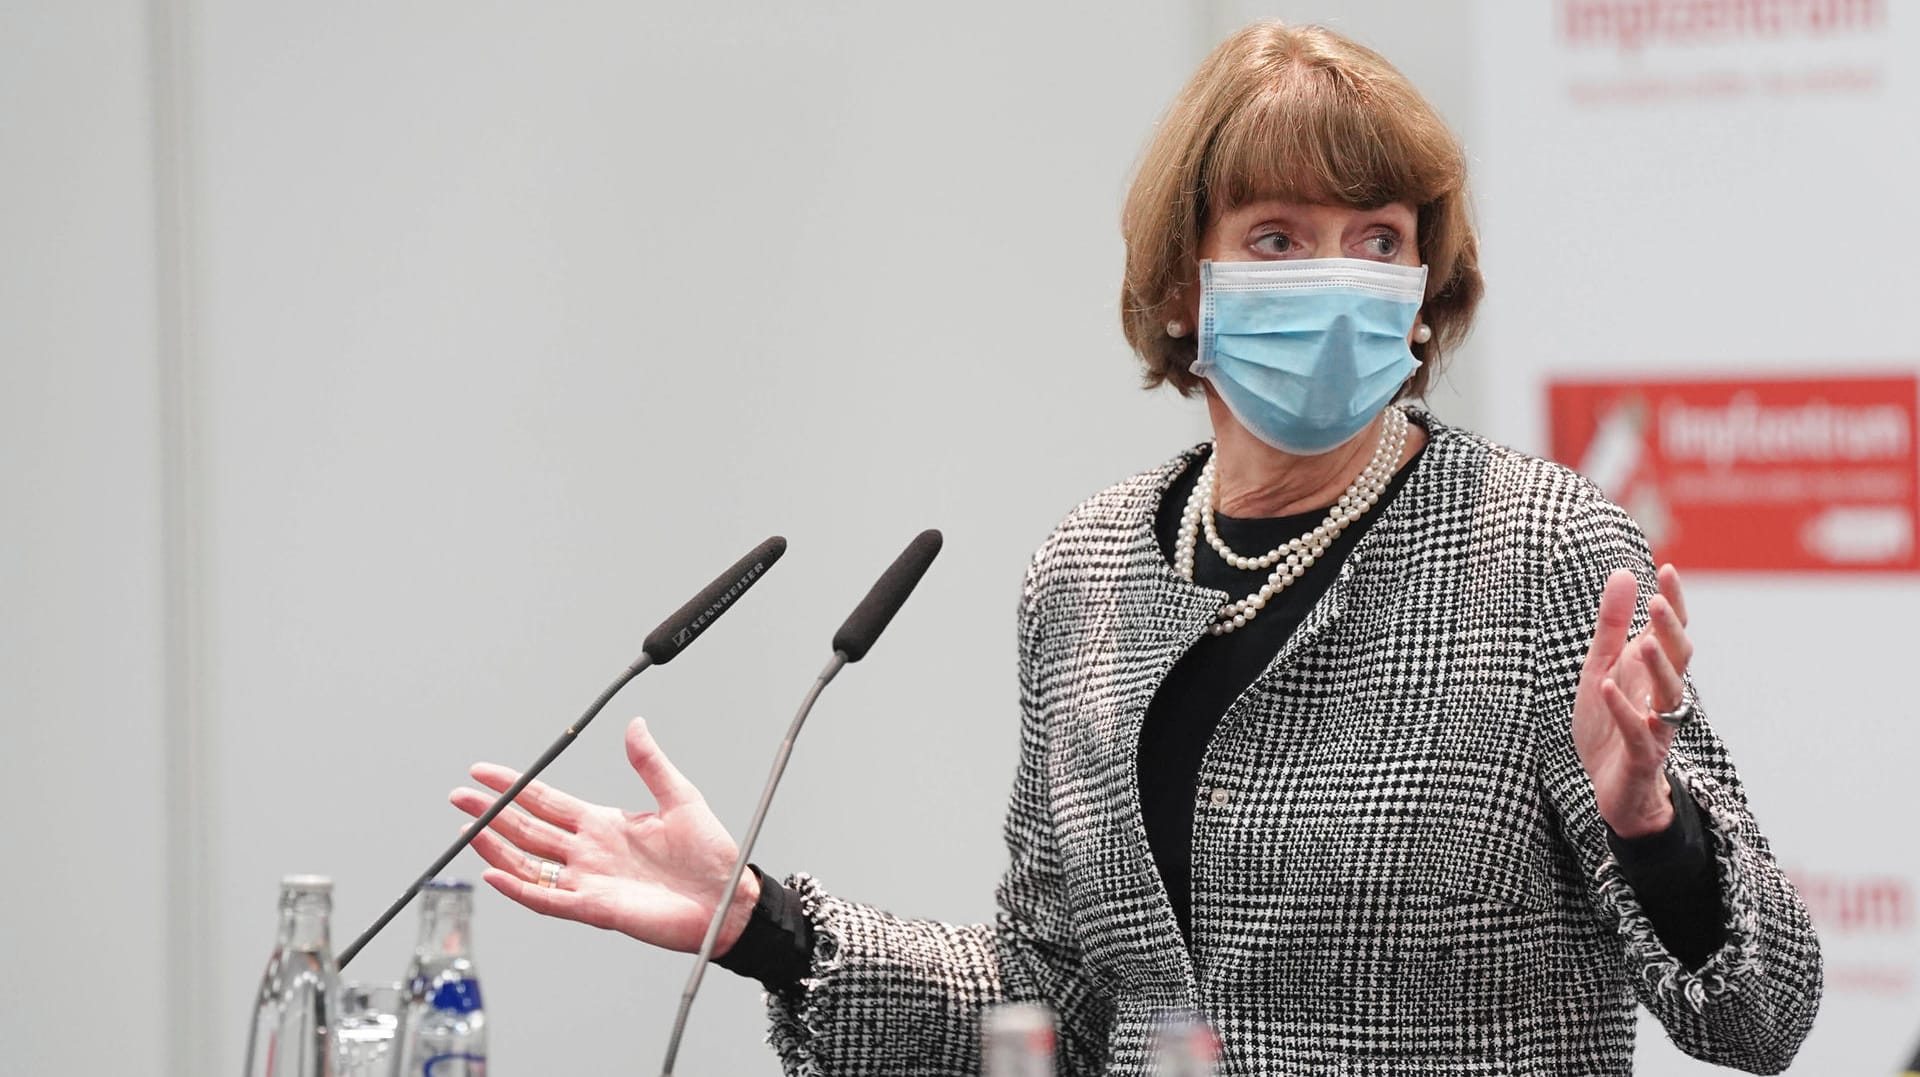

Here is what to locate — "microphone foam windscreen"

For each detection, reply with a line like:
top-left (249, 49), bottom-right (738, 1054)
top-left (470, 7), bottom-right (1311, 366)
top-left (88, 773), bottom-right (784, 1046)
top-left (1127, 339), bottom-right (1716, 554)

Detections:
top-left (643, 535), bottom-right (787, 664)
top-left (832, 529), bottom-right (943, 662)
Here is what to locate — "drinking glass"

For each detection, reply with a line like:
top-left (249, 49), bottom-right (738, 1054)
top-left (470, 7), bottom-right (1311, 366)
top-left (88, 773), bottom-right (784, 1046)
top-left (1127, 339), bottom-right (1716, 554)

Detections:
top-left (337, 980), bottom-right (403, 1077)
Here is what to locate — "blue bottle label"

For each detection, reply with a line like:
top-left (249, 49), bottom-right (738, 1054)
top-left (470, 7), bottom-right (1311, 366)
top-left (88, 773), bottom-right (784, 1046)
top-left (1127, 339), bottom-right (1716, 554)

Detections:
top-left (430, 979), bottom-right (484, 1014)
top-left (423, 1053), bottom-right (486, 1075)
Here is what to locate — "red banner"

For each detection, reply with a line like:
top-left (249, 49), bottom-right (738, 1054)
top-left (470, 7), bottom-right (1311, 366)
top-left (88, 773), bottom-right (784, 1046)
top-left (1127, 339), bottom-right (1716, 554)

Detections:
top-left (1546, 375), bottom-right (1919, 572)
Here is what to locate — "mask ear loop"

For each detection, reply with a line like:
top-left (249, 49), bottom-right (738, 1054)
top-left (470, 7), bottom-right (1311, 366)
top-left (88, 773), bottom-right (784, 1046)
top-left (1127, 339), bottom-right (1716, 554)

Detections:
top-left (1411, 265), bottom-right (1435, 346)
top-left (1398, 320), bottom-right (1426, 410)
top-left (1190, 261), bottom-right (1219, 376)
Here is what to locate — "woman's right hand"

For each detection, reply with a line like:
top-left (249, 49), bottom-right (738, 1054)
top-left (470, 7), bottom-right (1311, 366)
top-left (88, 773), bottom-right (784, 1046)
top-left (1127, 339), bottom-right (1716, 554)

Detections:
top-left (448, 716), bottom-right (760, 955)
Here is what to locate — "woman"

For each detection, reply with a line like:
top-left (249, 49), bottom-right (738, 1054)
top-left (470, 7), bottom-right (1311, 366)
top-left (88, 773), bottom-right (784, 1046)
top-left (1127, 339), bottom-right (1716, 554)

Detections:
top-left (449, 22), bottom-right (1821, 1075)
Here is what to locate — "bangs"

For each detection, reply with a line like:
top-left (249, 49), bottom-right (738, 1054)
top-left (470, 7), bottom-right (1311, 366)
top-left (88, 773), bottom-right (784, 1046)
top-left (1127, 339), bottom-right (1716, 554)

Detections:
top-left (1203, 66), bottom-right (1460, 213)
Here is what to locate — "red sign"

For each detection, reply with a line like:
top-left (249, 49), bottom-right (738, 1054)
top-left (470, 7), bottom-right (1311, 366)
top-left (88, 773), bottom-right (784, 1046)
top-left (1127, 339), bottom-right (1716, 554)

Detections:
top-left (1546, 375), bottom-right (1919, 572)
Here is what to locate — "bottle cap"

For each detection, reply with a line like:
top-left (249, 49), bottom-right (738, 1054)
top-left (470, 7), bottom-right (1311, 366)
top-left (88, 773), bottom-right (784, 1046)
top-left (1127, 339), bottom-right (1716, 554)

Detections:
top-left (983, 1002), bottom-right (1053, 1030)
top-left (423, 878), bottom-right (474, 891)
top-left (982, 1002), bottom-right (1056, 1058)
top-left (280, 874), bottom-right (334, 892)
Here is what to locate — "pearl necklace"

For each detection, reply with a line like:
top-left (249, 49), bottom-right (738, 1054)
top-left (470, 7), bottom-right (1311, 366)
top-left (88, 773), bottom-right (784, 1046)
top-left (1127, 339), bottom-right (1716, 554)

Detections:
top-left (1176, 407), bottom-right (1410, 636)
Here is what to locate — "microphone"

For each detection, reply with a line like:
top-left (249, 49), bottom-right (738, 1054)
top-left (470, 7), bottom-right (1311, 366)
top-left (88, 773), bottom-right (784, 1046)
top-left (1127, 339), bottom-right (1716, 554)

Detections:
top-left (336, 535), bottom-right (787, 970)
top-left (657, 529), bottom-right (944, 1077)
top-left (644, 537), bottom-right (787, 664)
top-left (831, 528), bottom-right (944, 661)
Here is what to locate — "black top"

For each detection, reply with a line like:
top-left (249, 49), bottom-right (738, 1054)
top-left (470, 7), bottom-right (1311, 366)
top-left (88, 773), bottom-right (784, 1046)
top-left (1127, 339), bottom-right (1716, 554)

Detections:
top-left (723, 434), bottom-right (1726, 989)
top-left (1140, 442), bottom-right (1420, 942)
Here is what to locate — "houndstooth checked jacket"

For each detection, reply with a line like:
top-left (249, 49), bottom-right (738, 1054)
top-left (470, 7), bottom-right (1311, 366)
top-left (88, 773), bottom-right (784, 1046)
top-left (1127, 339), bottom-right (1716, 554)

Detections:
top-left (766, 414), bottom-right (1822, 1076)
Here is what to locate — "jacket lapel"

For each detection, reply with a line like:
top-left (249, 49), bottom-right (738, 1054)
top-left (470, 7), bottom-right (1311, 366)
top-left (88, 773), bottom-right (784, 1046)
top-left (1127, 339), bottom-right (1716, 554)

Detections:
top-left (1097, 449), bottom-right (1230, 995)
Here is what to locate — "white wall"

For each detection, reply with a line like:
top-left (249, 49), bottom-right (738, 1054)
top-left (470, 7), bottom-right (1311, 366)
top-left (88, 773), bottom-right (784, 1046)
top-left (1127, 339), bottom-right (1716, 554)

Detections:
top-left (182, 3), bottom-right (1201, 1074)
top-left (0, 3), bottom-right (173, 1073)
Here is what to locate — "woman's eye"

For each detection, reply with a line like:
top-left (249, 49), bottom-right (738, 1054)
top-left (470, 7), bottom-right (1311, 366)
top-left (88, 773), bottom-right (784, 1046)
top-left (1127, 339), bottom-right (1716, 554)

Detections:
top-left (1362, 232), bottom-right (1400, 258)
top-left (1250, 232), bottom-right (1293, 255)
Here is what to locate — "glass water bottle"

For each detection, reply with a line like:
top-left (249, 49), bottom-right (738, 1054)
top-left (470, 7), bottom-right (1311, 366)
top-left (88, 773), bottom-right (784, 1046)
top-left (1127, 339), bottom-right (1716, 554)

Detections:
top-left (396, 879), bottom-right (487, 1076)
top-left (244, 874), bottom-right (341, 1077)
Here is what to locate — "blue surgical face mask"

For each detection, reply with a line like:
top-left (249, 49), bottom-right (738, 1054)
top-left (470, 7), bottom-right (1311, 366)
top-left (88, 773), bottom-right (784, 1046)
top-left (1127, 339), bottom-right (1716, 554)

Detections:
top-left (1193, 257), bottom-right (1428, 455)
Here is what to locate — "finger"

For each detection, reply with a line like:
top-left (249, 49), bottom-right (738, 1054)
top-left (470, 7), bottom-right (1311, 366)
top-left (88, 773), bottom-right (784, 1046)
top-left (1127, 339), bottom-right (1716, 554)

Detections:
top-left (1603, 677), bottom-right (1672, 759)
top-left (1647, 595), bottom-right (1694, 675)
top-left (1637, 636), bottom-right (1686, 714)
top-left (481, 868), bottom-right (594, 924)
top-left (626, 716), bottom-right (701, 811)
top-left (450, 787), bottom-right (571, 860)
top-left (468, 828), bottom-right (577, 894)
top-left (1580, 570), bottom-right (1640, 684)
top-left (1658, 564), bottom-right (1690, 627)
top-left (465, 825), bottom-right (538, 879)
top-left (469, 763), bottom-right (588, 832)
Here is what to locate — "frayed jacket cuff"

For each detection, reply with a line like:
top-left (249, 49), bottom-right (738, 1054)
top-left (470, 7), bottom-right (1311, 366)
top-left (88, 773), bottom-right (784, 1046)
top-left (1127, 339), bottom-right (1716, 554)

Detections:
top-left (764, 873), bottom-right (845, 1077)
top-left (1592, 766), bottom-right (1763, 1015)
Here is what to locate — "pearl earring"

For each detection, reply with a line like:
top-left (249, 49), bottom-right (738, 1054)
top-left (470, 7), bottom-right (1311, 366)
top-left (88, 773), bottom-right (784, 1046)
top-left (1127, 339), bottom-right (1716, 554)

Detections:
top-left (1413, 323), bottom-right (1433, 344)
top-left (1166, 320), bottom-right (1189, 339)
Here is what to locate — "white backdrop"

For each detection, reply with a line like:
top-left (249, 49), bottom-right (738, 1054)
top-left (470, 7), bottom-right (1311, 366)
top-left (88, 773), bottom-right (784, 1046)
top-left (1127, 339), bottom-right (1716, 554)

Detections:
top-left (6, 1), bottom-right (1894, 1074)
top-left (185, 4), bottom-right (1204, 1075)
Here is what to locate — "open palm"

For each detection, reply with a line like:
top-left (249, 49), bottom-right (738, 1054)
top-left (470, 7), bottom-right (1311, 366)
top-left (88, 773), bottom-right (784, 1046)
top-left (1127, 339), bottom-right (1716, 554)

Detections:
top-left (448, 716), bottom-right (758, 955)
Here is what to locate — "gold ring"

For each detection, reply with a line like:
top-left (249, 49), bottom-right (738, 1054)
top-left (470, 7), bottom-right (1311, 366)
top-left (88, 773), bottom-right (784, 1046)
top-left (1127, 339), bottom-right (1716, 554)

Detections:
top-left (536, 859), bottom-right (562, 889)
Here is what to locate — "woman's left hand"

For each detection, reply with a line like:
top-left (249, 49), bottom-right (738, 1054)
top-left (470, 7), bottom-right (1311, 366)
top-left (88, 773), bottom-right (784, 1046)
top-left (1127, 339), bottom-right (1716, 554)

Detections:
top-left (1572, 564), bottom-right (1695, 839)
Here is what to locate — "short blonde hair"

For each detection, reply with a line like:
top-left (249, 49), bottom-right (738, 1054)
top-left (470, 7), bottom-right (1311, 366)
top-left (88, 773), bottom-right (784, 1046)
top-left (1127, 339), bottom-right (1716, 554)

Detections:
top-left (1121, 21), bottom-right (1483, 399)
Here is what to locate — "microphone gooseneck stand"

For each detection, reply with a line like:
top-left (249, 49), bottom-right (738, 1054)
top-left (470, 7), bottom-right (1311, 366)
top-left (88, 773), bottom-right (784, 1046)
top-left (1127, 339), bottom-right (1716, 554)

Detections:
top-left (657, 528), bottom-right (943, 1077)
top-left (656, 650), bottom-right (847, 1075)
top-left (337, 653), bottom-right (652, 970)
top-left (336, 535), bottom-right (788, 971)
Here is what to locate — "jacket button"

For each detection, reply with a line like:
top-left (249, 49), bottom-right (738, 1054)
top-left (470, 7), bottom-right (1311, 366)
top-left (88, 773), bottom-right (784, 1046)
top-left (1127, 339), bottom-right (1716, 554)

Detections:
top-left (1209, 788), bottom-right (1231, 807)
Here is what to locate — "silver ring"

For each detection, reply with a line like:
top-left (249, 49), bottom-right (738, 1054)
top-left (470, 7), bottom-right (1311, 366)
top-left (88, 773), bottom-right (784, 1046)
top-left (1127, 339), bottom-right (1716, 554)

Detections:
top-left (524, 853), bottom-right (561, 889)
top-left (1649, 690), bottom-right (1696, 728)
